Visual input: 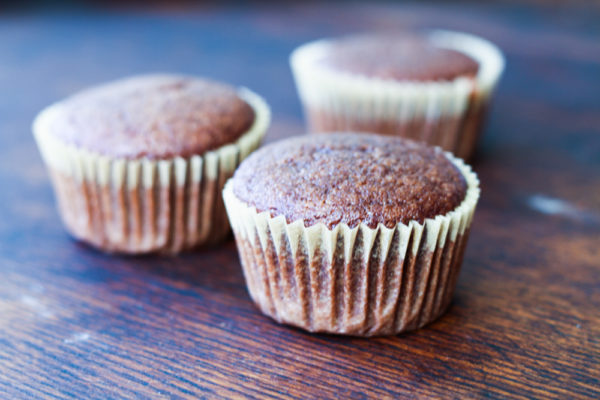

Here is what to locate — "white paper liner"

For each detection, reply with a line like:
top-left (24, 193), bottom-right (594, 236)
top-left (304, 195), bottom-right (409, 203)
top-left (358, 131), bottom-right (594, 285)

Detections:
top-left (290, 30), bottom-right (505, 159)
top-left (223, 152), bottom-right (480, 336)
top-left (33, 88), bottom-right (270, 253)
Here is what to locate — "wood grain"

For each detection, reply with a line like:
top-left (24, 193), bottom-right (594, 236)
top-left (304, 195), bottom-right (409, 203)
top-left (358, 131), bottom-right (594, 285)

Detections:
top-left (0, 2), bottom-right (599, 399)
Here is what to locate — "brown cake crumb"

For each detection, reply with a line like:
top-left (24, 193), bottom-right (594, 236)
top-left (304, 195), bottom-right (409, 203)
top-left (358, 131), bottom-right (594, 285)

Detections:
top-left (232, 132), bottom-right (467, 229)
top-left (319, 34), bottom-right (479, 81)
top-left (43, 74), bottom-right (255, 159)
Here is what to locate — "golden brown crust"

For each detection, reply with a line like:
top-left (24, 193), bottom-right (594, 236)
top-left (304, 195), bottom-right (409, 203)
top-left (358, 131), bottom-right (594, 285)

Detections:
top-left (42, 74), bottom-right (255, 159)
top-left (231, 133), bottom-right (467, 229)
top-left (319, 34), bottom-right (479, 81)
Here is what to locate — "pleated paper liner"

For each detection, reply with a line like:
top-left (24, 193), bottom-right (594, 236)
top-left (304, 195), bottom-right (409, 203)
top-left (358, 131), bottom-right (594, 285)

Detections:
top-left (33, 88), bottom-right (270, 254)
top-left (290, 30), bottom-right (505, 160)
top-left (223, 153), bottom-right (480, 336)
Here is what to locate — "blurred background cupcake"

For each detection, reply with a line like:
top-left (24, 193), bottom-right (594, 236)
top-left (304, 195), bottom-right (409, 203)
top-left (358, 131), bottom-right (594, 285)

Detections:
top-left (290, 30), bottom-right (504, 160)
top-left (33, 74), bottom-right (270, 254)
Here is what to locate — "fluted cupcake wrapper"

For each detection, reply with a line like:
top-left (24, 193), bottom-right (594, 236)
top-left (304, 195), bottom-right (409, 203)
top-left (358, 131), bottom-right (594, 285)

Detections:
top-left (33, 88), bottom-right (270, 254)
top-left (290, 30), bottom-right (505, 160)
top-left (223, 153), bottom-right (480, 336)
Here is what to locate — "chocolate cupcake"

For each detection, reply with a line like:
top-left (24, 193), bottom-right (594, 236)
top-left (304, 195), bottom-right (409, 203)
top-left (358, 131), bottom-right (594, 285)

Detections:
top-left (223, 133), bottom-right (480, 336)
top-left (33, 74), bottom-right (270, 253)
top-left (290, 30), bottom-right (504, 160)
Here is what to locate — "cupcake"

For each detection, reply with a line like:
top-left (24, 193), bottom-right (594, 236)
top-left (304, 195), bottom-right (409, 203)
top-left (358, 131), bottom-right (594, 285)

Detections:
top-left (223, 132), bottom-right (479, 336)
top-left (33, 74), bottom-right (270, 253)
top-left (290, 30), bottom-right (504, 160)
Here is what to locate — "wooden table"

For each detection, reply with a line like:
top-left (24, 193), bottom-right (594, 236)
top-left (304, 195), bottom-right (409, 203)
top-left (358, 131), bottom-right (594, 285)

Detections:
top-left (1, 2), bottom-right (598, 399)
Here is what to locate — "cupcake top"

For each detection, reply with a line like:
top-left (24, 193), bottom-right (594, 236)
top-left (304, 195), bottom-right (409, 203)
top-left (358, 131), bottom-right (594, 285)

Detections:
top-left (40, 74), bottom-right (255, 159)
top-left (231, 133), bottom-right (467, 229)
top-left (318, 34), bottom-right (479, 81)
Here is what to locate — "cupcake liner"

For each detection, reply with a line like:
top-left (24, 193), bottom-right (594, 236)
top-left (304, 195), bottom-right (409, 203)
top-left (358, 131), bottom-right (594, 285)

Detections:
top-left (33, 88), bottom-right (270, 254)
top-left (223, 152), bottom-right (480, 336)
top-left (290, 30), bottom-right (505, 160)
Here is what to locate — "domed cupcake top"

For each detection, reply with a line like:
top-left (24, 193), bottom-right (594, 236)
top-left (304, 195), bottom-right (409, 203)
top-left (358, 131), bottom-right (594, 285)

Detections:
top-left (318, 34), bottom-right (479, 81)
top-left (41, 74), bottom-right (256, 159)
top-left (231, 133), bottom-right (468, 229)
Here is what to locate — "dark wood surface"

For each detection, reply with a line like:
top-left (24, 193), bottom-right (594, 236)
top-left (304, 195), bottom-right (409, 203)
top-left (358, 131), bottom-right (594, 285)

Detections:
top-left (1, 2), bottom-right (599, 399)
